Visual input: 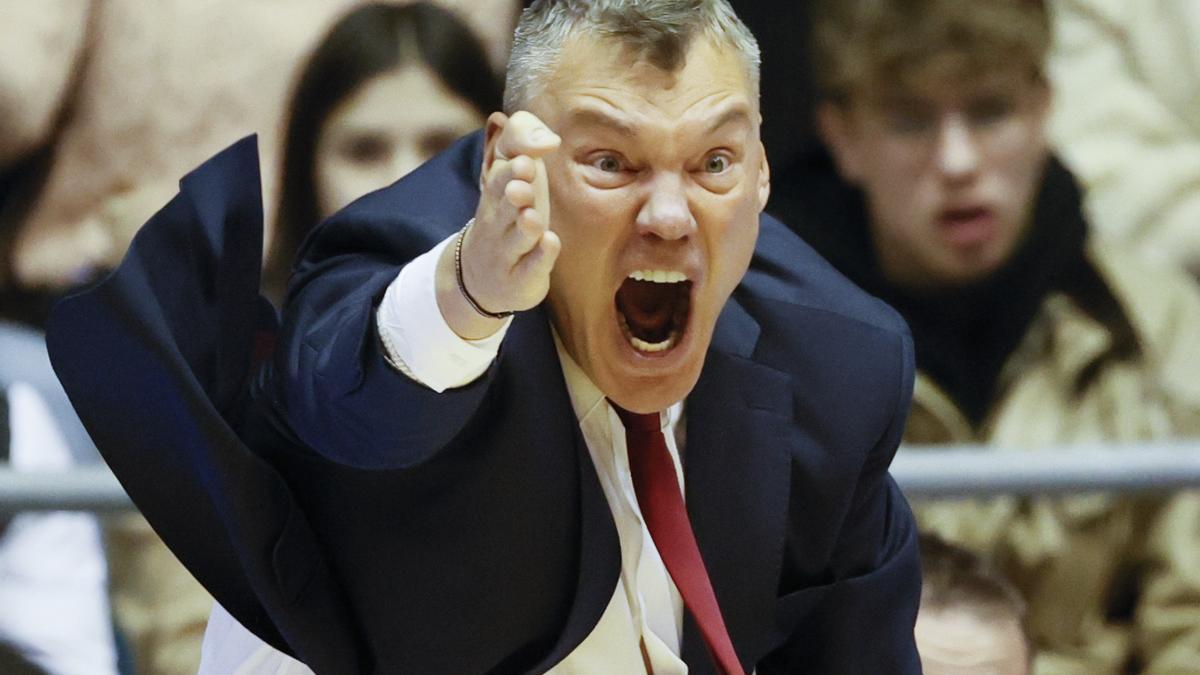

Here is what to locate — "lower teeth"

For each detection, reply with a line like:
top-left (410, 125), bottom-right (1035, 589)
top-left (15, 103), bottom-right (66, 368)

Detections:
top-left (630, 335), bottom-right (675, 352)
top-left (618, 313), bottom-right (677, 353)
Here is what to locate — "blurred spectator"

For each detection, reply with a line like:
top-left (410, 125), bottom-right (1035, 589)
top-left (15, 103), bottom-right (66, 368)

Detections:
top-left (265, 1), bottom-right (501, 302)
top-left (0, 10), bottom-right (124, 668)
top-left (770, 0), bottom-right (1200, 671)
top-left (0, 382), bottom-right (117, 675)
top-left (1047, 0), bottom-right (1200, 277)
top-left (8, 0), bottom-right (362, 293)
top-left (0, 1), bottom-right (92, 172)
top-left (7, 0), bottom-right (519, 296)
top-left (0, 2), bottom-right (98, 328)
top-left (917, 535), bottom-right (1032, 675)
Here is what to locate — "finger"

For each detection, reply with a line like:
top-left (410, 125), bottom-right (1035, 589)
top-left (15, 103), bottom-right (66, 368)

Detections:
top-left (515, 230), bottom-right (561, 279)
top-left (504, 180), bottom-right (536, 211)
top-left (508, 155), bottom-right (536, 183)
top-left (482, 153), bottom-right (535, 192)
top-left (513, 206), bottom-right (548, 249)
top-left (479, 166), bottom-right (521, 236)
top-left (532, 156), bottom-right (550, 221)
top-left (497, 111), bottom-right (561, 162)
top-left (483, 157), bottom-right (516, 200)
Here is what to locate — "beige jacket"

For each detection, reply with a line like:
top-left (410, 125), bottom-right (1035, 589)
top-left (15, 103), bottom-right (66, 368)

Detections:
top-left (1048, 0), bottom-right (1200, 276)
top-left (909, 240), bottom-right (1200, 674)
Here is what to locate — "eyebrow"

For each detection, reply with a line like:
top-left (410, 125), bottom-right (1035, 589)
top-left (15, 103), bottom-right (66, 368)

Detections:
top-left (565, 108), bottom-right (638, 137)
top-left (565, 104), bottom-right (752, 138)
top-left (704, 105), bottom-right (752, 135)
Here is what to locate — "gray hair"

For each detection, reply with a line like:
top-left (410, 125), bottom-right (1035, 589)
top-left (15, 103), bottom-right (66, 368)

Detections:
top-left (504, 0), bottom-right (761, 113)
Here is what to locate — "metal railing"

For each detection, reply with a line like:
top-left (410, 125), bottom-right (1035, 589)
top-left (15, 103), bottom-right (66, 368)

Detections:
top-left (2, 442), bottom-right (1200, 513)
top-left (894, 442), bottom-right (1200, 498)
top-left (0, 467), bottom-right (132, 513)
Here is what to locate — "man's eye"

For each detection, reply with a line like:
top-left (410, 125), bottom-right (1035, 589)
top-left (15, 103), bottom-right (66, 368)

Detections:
top-left (593, 155), bottom-right (623, 173)
top-left (704, 154), bottom-right (730, 174)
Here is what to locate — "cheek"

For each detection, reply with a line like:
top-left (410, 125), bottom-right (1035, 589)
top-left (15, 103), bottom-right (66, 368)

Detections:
top-left (866, 178), bottom-right (924, 230)
top-left (315, 162), bottom-right (374, 217)
top-left (700, 195), bottom-right (758, 295)
top-left (548, 170), bottom-right (637, 254)
top-left (720, 225), bottom-right (757, 294)
top-left (313, 135), bottom-right (347, 212)
top-left (999, 144), bottom-right (1046, 204)
top-left (861, 151), bottom-right (927, 213)
top-left (313, 160), bottom-right (351, 218)
top-left (546, 211), bottom-right (614, 323)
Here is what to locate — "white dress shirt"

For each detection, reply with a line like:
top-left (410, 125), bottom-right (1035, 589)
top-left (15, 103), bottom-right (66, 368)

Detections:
top-left (0, 382), bottom-right (118, 675)
top-left (201, 234), bottom-right (691, 674)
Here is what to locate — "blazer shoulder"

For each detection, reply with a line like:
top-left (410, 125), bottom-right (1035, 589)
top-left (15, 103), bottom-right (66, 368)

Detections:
top-left (738, 215), bottom-right (914, 454)
top-left (743, 214), bottom-right (910, 341)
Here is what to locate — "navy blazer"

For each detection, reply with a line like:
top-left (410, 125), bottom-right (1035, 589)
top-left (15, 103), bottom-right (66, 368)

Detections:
top-left (48, 134), bottom-right (922, 674)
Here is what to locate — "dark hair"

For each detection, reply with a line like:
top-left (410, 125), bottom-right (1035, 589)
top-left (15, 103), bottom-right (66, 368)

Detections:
top-left (919, 534), bottom-right (1033, 666)
top-left (265, 1), bottom-right (503, 301)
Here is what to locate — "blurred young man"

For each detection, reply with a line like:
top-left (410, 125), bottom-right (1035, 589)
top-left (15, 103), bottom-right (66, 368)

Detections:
top-left (769, 0), bottom-right (1200, 671)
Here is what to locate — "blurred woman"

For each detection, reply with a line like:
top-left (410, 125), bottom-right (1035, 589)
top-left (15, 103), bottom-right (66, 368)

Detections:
top-left (264, 1), bottom-right (502, 302)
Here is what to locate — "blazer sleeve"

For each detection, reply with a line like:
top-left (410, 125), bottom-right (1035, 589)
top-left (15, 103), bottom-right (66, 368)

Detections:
top-left (762, 326), bottom-right (922, 674)
top-left (45, 136), bottom-right (363, 671)
top-left (261, 132), bottom-right (497, 470)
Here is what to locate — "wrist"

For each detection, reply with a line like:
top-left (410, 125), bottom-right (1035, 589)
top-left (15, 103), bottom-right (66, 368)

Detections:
top-left (435, 235), bottom-right (507, 340)
top-left (455, 219), bottom-right (514, 320)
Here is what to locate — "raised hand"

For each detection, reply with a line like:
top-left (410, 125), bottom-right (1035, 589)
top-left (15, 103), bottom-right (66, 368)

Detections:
top-left (436, 111), bottom-right (562, 339)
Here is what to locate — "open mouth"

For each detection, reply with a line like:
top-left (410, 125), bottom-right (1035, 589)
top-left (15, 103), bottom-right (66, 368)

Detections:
top-left (940, 206), bottom-right (989, 226)
top-left (614, 270), bottom-right (692, 354)
top-left (938, 206), bottom-right (995, 247)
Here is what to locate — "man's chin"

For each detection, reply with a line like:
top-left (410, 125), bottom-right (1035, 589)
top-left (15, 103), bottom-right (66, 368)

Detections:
top-left (599, 365), bottom-right (704, 415)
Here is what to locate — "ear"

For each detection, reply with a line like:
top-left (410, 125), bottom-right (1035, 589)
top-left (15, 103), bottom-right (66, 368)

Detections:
top-left (480, 111), bottom-right (509, 190)
top-left (816, 101), bottom-right (864, 183)
top-left (756, 140), bottom-right (771, 211)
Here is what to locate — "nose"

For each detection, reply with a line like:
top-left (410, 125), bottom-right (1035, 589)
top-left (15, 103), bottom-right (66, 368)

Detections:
top-left (935, 114), bottom-right (980, 183)
top-left (635, 173), bottom-right (696, 240)
top-left (393, 146), bottom-right (424, 182)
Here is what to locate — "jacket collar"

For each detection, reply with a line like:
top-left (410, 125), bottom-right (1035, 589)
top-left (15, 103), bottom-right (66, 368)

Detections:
top-left (683, 298), bottom-right (796, 671)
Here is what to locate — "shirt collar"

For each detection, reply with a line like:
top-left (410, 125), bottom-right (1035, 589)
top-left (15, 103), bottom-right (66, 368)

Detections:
top-left (550, 326), bottom-right (683, 433)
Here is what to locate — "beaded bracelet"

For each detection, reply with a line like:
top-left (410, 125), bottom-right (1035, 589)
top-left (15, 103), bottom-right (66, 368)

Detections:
top-left (455, 218), bottom-right (515, 319)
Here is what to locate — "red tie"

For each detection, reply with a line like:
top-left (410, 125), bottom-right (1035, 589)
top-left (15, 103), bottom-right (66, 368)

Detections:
top-left (611, 403), bottom-right (745, 675)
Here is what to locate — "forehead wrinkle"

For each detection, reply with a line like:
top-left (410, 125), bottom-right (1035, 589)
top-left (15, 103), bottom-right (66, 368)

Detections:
top-left (547, 33), bottom-right (754, 111)
top-left (563, 104), bottom-right (639, 138)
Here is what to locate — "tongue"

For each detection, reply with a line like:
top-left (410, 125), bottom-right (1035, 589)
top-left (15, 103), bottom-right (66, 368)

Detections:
top-left (616, 279), bottom-right (674, 342)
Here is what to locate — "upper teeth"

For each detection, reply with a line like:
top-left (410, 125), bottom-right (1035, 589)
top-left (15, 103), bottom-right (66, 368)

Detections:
top-left (629, 270), bottom-right (687, 283)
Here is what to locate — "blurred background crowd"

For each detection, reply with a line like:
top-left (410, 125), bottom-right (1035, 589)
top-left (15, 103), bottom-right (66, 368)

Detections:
top-left (0, 1), bottom-right (1197, 673)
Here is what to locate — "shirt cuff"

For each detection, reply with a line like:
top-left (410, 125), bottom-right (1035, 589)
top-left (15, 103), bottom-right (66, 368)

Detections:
top-left (376, 233), bottom-right (511, 393)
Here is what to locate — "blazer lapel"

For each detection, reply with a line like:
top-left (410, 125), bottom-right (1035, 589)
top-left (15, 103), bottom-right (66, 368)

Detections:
top-left (516, 310), bottom-right (622, 674)
top-left (681, 298), bottom-right (796, 673)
